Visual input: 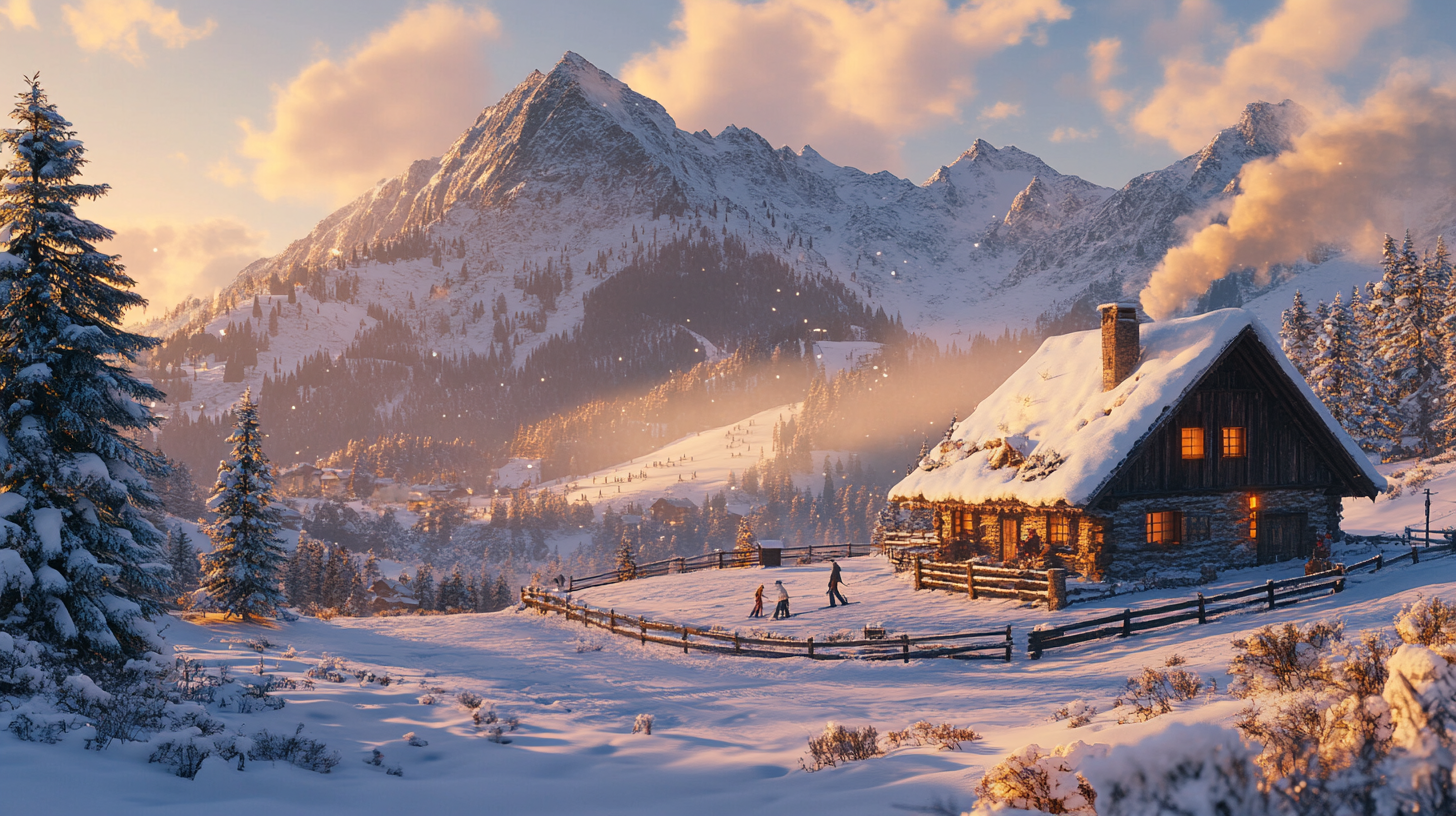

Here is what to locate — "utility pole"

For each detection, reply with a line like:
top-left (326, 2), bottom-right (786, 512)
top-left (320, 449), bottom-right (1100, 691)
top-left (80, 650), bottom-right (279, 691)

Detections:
top-left (1425, 488), bottom-right (1437, 548)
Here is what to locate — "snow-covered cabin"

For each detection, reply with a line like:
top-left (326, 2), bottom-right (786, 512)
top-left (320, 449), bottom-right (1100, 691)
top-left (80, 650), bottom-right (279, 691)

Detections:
top-left (276, 463), bottom-right (322, 497)
top-left (889, 305), bottom-right (1383, 582)
top-left (650, 497), bottom-right (697, 525)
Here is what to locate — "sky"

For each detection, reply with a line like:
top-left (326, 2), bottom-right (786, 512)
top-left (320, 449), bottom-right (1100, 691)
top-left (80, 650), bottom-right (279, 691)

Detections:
top-left (1, 0), bottom-right (1453, 314)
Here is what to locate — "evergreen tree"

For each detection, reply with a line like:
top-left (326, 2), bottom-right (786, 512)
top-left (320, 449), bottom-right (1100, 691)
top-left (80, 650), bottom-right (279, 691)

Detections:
top-left (1310, 292), bottom-right (1359, 431)
top-left (361, 550), bottom-right (382, 588)
top-left (166, 528), bottom-right (200, 596)
top-left (199, 390), bottom-right (287, 621)
top-left (492, 572), bottom-right (512, 609)
top-left (1361, 277), bottom-right (1404, 457)
top-left (0, 76), bottom-right (170, 674)
top-left (615, 530), bottom-right (638, 580)
top-left (413, 563), bottom-right (436, 611)
top-left (734, 517), bottom-right (757, 553)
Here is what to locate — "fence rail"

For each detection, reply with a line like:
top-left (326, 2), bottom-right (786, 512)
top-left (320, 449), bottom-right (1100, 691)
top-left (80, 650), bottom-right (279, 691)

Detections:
top-left (907, 556), bottom-right (1069, 610)
top-left (567, 542), bottom-right (875, 592)
top-left (521, 587), bottom-right (1013, 662)
top-left (1027, 567), bottom-right (1348, 658)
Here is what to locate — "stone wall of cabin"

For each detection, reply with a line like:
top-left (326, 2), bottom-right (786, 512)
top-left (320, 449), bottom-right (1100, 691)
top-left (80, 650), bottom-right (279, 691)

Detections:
top-left (933, 502), bottom-right (1107, 578)
top-left (1100, 488), bottom-right (1341, 583)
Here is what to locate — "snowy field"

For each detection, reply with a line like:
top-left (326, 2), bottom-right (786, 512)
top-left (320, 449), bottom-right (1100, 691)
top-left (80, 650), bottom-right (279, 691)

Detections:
top-left (6, 544), bottom-right (1452, 815)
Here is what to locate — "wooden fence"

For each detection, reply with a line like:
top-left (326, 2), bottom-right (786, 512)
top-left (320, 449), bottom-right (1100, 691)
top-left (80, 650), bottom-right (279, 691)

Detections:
top-left (566, 542), bottom-right (874, 592)
top-left (521, 587), bottom-right (1013, 662)
top-left (1027, 567), bottom-right (1347, 659)
top-left (905, 556), bottom-right (1069, 610)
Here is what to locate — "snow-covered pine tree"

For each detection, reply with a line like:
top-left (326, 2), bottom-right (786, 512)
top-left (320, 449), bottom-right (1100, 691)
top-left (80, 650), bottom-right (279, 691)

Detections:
top-left (199, 390), bottom-right (287, 621)
top-left (734, 517), bottom-right (757, 554)
top-left (1361, 276), bottom-right (1404, 457)
top-left (1279, 288), bottom-right (1314, 366)
top-left (615, 531), bottom-right (638, 580)
top-left (361, 550), bottom-right (382, 588)
top-left (1388, 231), bottom-right (1446, 454)
top-left (166, 528), bottom-right (200, 596)
top-left (0, 76), bottom-right (170, 682)
top-left (1310, 293), bottom-right (1359, 431)
top-left (413, 563), bottom-right (436, 611)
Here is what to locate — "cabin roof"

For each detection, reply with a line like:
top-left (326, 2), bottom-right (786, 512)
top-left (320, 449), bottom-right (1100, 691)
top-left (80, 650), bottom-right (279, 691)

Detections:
top-left (889, 308), bottom-right (1383, 508)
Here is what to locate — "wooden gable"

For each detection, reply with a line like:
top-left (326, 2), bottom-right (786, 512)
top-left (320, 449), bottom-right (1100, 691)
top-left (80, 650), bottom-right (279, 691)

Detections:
top-left (1096, 327), bottom-right (1378, 502)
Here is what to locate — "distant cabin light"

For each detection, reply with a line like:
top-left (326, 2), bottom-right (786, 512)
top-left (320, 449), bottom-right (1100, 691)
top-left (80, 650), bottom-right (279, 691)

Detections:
top-left (291, 405), bottom-right (296, 409)
top-left (695, 348), bottom-right (700, 352)
top-left (974, 243), bottom-right (980, 248)
top-left (527, 465), bottom-right (533, 469)
top-left (432, 351), bottom-right (437, 357)
top-left (876, 251), bottom-right (881, 256)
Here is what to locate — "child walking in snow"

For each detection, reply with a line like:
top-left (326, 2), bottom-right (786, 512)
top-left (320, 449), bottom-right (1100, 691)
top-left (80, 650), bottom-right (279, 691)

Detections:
top-left (750, 584), bottom-right (764, 617)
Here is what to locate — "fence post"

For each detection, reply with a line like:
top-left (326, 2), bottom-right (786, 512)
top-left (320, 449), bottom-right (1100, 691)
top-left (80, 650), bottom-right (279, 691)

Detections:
top-left (1334, 576), bottom-right (1346, 593)
top-left (1266, 580), bottom-right (1275, 610)
top-left (1197, 592), bottom-right (1206, 624)
top-left (913, 556), bottom-right (923, 591)
top-left (609, 610), bottom-right (616, 632)
top-left (568, 576), bottom-right (574, 592)
top-left (734, 632), bottom-right (741, 654)
top-left (718, 551), bottom-right (725, 570)
top-left (1047, 568), bottom-right (1068, 611)
top-left (807, 636), bottom-right (815, 659)
top-left (1004, 625), bottom-right (1012, 662)
top-left (640, 616), bottom-right (646, 645)
top-left (1121, 609), bottom-right (1132, 638)
top-left (1375, 553), bottom-right (1384, 571)
top-left (966, 562), bottom-right (977, 600)
top-left (1028, 630), bottom-right (1042, 660)
top-left (1412, 546), bottom-right (1420, 565)
top-left (902, 634), bottom-right (910, 664)
top-left (682, 628), bottom-right (689, 654)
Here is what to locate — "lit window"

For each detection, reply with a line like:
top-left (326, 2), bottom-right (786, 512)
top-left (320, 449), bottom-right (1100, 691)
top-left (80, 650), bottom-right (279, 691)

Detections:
top-left (1049, 515), bottom-right (1070, 545)
top-left (1183, 514), bottom-right (1212, 541)
top-left (1222, 427), bottom-right (1247, 457)
top-left (1180, 427), bottom-right (1205, 459)
top-left (1146, 511), bottom-right (1181, 545)
top-left (1249, 495), bottom-right (1259, 539)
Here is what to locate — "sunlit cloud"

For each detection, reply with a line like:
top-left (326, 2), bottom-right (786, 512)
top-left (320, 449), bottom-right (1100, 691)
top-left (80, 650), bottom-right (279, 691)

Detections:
top-left (206, 156), bottom-right (245, 188)
top-left (1, 0), bottom-right (36, 29)
top-left (1132, 0), bottom-right (1409, 152)
top-left (1087, 37), bottom-right (1128, 114)
top-left (236, 2), bottom-right (500, 206)
top-left (1050, 125), bottom-right (1098, 142)
top-left (622, 0), bottom-right (1072, 173)
top-left (110, 218), bottom-right (267, 313)
top-left (980, 101), bottom-right (1024, 120)
top-left (62, 0), bottom-right (216, 65)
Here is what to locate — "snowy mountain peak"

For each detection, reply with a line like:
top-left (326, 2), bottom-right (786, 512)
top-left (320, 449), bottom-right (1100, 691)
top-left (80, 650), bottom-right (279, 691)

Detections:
top-left (1235, 99), bottom-right (1309, 154)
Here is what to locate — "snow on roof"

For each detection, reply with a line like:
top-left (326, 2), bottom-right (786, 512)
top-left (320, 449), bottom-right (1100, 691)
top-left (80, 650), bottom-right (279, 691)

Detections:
top-left (890, 308), bottom-right (1383, 508)
top-left (652, 498), bottom-right (697, 509)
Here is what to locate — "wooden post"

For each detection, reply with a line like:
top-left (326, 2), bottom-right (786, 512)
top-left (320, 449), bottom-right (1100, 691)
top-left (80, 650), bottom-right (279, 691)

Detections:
top-left (966, 563), bottom-right (977, 600)
top-left (682, 628), bottom-right (689, 654)
top-left (734, 632), bottom-right (741, 654)
top-left (808, 544), bottom-right (813, 562)
top-left (807, 636), bottom-right (815, 659)
top-left (1266, 580), bottom-right (1275, 610)
top-left (901, 634), bottom-right (910, 664)
top-left (1047, 568), bottom-right (1068, 611)
top-left (610, 610), bottom-right (616, 633)
top-left (640, 616), bottom-right (646, 645)
top-left (568, 576), bottom-right (574, 592)
top-left (913, 556), bottom-right (923, 591)
top-left (1028, 630), bottom-right (1042, 660)
top-left (1197, 593), bottom-right (1206, 624)
top-left (1412, 546), bottom-right (1420, 565)
top-left (1121, 609), bottom-right (1132, 638)
top-left (1375, 553), bottom-right (1384, 571)
top-left (1004, 625), bottom-right (1012, 663)
top-left (718, 551), bottom-right (725, 570)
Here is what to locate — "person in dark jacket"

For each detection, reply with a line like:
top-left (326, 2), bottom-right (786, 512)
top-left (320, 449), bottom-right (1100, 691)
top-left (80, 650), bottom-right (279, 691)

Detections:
top-left (771, 580), bottom-right (791, 619)
top-left (827, 560), bottom-right (849, 607)
top-left (750, 584), bottom-right (764, 617)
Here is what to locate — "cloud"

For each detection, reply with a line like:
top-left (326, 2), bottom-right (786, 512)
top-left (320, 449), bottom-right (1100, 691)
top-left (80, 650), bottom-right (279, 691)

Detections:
top-left (621, 0), bottom-right (1072, 173)
top-left (1050, 125), bottom-right (1098, 142)
top-left (109, 218), bottom-right (266, 312)
top-left (1, 0), bottom-right (36, 29)
top-left (1131, 0), bottom-right (1409, 152)
top-left (1087, 37), bottom-right (1128, 114)
top-left (980, 101), bottom-right (1024, 120)
top-left (237, 3), bottom-right (500, 205)
top-left (62, 0), bottom-right (215, 64)
top-left (1139, 76), bottom-right (1456, 320)
top-left (206, 156), bottom-right (245, 187)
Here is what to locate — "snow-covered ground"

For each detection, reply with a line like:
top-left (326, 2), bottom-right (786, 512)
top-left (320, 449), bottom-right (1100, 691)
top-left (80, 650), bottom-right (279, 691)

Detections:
top-left (6, 536), bottom-right (1451, 815)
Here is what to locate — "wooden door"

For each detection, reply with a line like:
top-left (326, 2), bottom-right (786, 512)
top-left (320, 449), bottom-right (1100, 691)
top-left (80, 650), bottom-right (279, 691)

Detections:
top-left (1000, 517), bottom-right (1019, 563)
top-left (1258, 513), bottom-right (1308, 564)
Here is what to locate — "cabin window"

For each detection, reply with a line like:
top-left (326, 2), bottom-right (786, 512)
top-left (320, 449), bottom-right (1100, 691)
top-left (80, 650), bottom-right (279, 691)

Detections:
top-left (1222, 426), bottom-right (1247, 457)
top-left (1180, 427), bottom-right (1205, 459)
top-left (1248, 495), bottom-right (1259, 539)
top-left (1145, 511), bottom-right (1182, 545)
top-left (1183, 514), bottom-right (1212, 541)
top-left (1048, 515), bottom-right (1071, 545)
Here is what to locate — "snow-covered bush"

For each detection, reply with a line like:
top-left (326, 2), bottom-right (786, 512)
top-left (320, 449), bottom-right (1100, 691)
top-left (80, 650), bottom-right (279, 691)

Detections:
top-left (404, 731), bottom-right (429, 747)
top-left (1228, 620), bottom-right (1342, 698)
top-left (457, 691), bottom-right (484, 710)
top-left (1376, 645), bottom-right (1456, 814)
top-left (801, 722), bottom-right (882, 771)
top-left (1082, 723), bottom-right (1270, 816)
top-left (247, 724), bottom-right (341, 773)
top-left (973, 741), bottom-right (1104, 815)
top-left (305, 654), bottom-right (350, 683)
top-left (1115, 665), bottom-right (1208, 723)
top-left (633, 713), bottom-right (654, 734)
top-left (1050, 700), bottom-right (1097, 729)
top-left (883, 720), bottom-right (979, 751)
top-left (1394, 596), bottom-right (1456, 658)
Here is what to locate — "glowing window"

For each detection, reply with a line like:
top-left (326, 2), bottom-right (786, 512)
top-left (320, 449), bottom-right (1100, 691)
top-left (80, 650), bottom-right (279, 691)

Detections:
top-left (1146, 511), bottom-right (1181, 545)
top-left (1049, 515), bottom-right (1071, 545)
top-left (1180, 427), bottom-right (1205, 459)
top-left (1222, 427), bottom-right (1247, 457)
top-left (1249, 495), bottom-right (1259, 539)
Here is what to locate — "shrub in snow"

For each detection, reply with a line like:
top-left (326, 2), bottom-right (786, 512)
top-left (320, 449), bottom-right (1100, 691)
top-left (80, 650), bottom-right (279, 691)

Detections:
top-left (404, 731), bottom-right (429, 747)
top-left (246, 724), bottom-right (340, 773)
top-left (801, 722), bottom-right (882, 771)
top-left (633, 713), bottom-right (654, 735)
top-left (1082, 723), bottom-right (1270, 816)
top-left (1114, 666), bottom-right (1208, 723)
top-left (304, 654), bottom-right (350, 683)
top-left (199, 389), bottom-right (288, 621)
top-left (457, 691), bottom-right (484, 710)
top-left (883, 721), bottom-right (980, 751)
top-left (149, 733), bottom-right (213, 779)
top-left (1394, 596), bottom-right (1456, 657)
top-left (1375, 645), bottom-right (1456, 815)
top-left (364, 748), bottom-right (403, 777)
top-left (1228, 621), bottom-right (1343, 699)
top-left (973, 741), bottom-right (1104, 815)
top-left (1050, 701), bottom-right (1097, 729)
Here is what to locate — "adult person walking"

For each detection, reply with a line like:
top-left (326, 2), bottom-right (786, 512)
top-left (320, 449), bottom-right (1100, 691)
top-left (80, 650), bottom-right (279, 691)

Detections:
top-left (827, 559), bottom-right (849, 607)
top-left (771, 580), bottom-right (791, 619)
top-left (750, 584), bottom-right (765, 618)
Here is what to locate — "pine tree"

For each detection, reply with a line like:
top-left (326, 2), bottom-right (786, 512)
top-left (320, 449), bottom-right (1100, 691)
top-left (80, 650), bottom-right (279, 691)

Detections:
top-left (361, 550), bottom-right (382, 588)
top-left (167, 528), bottom-right (200, 596)
top-left (413, 563), bottom-right (436, 611)
top-left (615, 531), bottom-right (638, 580)
top-left (1363, 273), bottom-right (1405, 457)
top-left (0, 76), bottom-right (170, 673)
top-left (734, 517), bottom-right (757, 553)
top-left (1310, 292), bottom-right (1359, 431)
top-left (199, 390), bottom-right (287, 621)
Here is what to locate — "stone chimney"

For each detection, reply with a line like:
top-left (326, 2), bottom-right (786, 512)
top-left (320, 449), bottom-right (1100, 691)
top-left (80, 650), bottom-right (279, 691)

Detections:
top-left (1099, 302), bottom-right (1140, 391)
